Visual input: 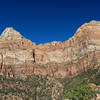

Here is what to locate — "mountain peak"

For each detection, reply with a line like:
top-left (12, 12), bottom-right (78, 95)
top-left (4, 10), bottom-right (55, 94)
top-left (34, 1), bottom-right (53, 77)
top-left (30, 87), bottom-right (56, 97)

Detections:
top-left (89, 20), bottom-right (100, 24)
top-left (0, 27), bottom-right (23, 40)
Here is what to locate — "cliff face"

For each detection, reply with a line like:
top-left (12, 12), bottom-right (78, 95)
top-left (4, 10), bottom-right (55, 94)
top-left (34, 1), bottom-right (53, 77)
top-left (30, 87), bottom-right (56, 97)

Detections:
top-left (0, 20), bottom-right (100, 78)
top-left (0, 28), bottom-right (35, 78)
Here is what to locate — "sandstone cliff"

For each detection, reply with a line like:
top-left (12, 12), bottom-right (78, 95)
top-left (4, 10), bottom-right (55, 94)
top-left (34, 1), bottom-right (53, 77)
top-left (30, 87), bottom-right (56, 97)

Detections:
top-left (0, 20), bottom-right (100, 78)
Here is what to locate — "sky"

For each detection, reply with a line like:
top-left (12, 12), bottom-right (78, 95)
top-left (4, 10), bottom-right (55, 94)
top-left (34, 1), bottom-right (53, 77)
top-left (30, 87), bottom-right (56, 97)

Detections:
top-left (0, 0), bottom-right (100, 44)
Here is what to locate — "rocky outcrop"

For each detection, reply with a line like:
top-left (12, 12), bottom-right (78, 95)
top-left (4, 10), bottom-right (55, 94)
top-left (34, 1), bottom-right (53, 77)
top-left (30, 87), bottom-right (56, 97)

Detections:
top-left (32, 20), bottom-right (100, 77)
top-left (0, 28), bottom-right (35, 78)
top-left (0, 20), bottom-right (100, 78)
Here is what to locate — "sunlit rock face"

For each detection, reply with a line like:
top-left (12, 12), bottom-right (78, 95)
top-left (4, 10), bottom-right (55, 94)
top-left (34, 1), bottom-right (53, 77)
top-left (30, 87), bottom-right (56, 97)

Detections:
top-left (0, 27), bottom-right (35, 78)
top-left (0, 20), bottom-right (100, 78)
top-left (0, 27), bottom-right (23, 40)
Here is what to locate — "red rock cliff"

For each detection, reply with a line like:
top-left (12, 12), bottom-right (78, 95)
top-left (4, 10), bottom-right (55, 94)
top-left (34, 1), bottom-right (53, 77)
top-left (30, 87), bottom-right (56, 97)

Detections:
top-left (0, 20), bottom-right (100, 78)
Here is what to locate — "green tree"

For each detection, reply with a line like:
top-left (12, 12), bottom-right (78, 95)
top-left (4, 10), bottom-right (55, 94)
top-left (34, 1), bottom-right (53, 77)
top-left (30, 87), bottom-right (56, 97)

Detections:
top-left (64, 81), bottom-right (97, 100)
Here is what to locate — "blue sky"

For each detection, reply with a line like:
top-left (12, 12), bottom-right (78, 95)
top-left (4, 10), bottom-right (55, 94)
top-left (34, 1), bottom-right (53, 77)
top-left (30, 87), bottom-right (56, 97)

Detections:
top-left (0, 0), bottom-right (100, 44)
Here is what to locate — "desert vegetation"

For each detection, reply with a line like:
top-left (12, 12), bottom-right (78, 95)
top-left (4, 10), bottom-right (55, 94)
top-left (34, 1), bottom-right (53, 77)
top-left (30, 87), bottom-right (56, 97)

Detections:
top-left (0, 67), bottom-right (100, 100)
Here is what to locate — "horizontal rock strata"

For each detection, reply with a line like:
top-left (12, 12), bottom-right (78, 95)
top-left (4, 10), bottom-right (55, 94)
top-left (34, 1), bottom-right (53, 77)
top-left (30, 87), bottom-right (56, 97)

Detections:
top-left (0, 20), bottom-right (100, 78)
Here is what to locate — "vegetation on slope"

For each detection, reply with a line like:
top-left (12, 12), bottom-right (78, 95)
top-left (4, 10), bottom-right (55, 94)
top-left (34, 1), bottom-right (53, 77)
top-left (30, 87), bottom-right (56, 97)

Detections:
top-left (64, 81), bottom-right (97, 100)
top-left (62, 67), bottom-right (100, 100)
top-left (0, 67), bottom-right (100, 100)
top-left (0, 75), bottom-right (63, 100)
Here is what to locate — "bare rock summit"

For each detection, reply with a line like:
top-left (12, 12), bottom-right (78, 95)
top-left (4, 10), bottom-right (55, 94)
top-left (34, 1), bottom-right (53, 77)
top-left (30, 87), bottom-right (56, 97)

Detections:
top-left (0, 27), bottom-right (23, 41)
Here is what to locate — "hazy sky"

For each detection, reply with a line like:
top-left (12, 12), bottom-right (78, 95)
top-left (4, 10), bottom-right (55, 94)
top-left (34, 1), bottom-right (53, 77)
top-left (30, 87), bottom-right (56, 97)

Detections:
top-left (0, 0), bottom-right (100, 44)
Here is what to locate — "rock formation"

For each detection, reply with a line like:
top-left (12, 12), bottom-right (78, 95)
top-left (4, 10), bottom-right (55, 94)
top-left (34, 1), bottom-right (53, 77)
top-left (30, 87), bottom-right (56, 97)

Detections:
top-left (0, 20), bottom-right (100, 78)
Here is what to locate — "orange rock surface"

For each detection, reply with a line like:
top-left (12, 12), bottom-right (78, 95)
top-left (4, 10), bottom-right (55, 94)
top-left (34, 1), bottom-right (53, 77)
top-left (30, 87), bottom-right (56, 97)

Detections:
top-left (0, 20), bottom-right (100, 78)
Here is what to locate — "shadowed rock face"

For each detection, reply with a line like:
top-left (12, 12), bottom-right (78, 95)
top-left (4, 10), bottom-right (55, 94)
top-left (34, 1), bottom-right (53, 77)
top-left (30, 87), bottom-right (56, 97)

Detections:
top-left (0, 20), bottom-right (100, 78)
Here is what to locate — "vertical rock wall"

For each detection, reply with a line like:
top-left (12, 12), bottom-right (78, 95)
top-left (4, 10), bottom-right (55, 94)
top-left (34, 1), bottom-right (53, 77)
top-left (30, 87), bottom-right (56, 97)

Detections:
top-left (0, 21), bottom-right (100, 78)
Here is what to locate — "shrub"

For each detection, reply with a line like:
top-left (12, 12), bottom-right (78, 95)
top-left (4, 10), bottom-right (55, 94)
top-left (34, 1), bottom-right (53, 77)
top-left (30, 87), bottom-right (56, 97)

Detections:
top-left (64, 81), bottom-right (97, 100)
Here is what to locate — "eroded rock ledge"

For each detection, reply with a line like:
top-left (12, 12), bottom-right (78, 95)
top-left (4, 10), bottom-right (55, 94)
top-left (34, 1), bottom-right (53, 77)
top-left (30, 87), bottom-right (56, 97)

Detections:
top-left (0, 20), bottom-right (100, 78)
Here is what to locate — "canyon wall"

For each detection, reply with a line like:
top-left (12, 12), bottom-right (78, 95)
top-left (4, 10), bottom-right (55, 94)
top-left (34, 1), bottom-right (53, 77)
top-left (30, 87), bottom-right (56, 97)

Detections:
top-left (0, 20), bottom-right (100, 78)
